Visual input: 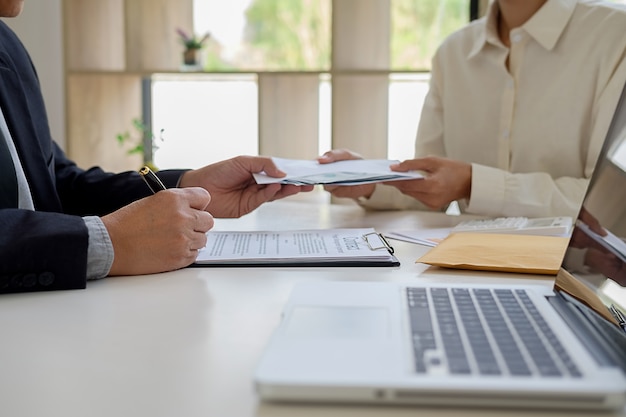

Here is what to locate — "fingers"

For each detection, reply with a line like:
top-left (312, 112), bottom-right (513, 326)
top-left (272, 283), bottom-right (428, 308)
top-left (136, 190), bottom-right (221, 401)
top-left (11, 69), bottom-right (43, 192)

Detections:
top-left (235, 155), bottom-right (287, 179)
top-left (178, 155), bottom-right (320, 219)
top-left (103, 188), bottom-right (214, 276)
top-left (182, 187), bottom-right (212, 210)
top-left (155, 189), bottom-right (214, 231)
top-left (192, 209), bottom-right (214, 233)
top-left (323, 183), bottom-right (375, 200)
top-left (387, 173), bottom-right (457, 209)
top-left (182, 227), bottom-right (209, 251)
top-left (171, 189), bottom-right (214, 236)
top-left (384, 156), bottom-right (469, 210)
top-left (237, 183), bottom-right (314, 215)
top-left (177, 155), bottom-right (287, 191)
top-left (390, 157), bottom-right (436, 173)
top-left (270, 184), bottom-right (315, 200)
top-left (318, 148), bottom-right (378, 203)
top-left (317, 149), bottom-right (364, 164)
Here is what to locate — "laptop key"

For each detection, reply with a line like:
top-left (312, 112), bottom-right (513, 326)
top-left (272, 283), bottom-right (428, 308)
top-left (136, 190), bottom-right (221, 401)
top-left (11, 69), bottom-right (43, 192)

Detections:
top-left (407, 288), bottom-right (437, 373)
top-left (497, 290), bottom-right (563, 377)
top-left (407, 287), bottom-right (579, 378)
top-left (432, 288), bottom-right (471, 374)
top-left (516, 290), bottom-right (582, 377)
top-left (453, 289), bottom-right (501, 375)
top-left (474, 289), bottom-right (532, 376)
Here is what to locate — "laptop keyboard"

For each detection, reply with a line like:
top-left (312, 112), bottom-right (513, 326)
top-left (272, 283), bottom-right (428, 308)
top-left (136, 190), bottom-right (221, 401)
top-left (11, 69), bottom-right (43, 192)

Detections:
top-left (407, 287), bottom-right (582, 377)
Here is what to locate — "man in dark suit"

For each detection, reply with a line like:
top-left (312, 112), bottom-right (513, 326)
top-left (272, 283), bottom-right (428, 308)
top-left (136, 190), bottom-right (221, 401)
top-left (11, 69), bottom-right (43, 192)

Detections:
top-left (0, 1), bottom-right (312, 294)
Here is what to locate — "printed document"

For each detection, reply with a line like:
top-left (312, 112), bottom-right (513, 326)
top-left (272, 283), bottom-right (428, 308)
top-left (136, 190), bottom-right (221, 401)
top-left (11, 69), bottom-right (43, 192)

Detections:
top-left (194, 228), bottom-right (399, 266)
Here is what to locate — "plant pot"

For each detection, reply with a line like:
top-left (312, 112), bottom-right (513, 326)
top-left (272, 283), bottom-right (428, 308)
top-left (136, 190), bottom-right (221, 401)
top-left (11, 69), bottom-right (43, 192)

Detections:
top-left (181, 48), bottom-right (202, 71)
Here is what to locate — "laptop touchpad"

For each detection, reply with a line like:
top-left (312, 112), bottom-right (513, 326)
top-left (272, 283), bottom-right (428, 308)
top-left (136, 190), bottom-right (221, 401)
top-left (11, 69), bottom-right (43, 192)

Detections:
top-left (285, 306), bottom-right (390, 339)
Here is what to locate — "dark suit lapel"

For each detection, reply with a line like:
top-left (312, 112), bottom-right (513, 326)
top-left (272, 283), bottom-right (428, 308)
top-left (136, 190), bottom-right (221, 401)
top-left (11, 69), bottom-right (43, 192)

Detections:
top-left (0, 50), bottom-right (62, 212)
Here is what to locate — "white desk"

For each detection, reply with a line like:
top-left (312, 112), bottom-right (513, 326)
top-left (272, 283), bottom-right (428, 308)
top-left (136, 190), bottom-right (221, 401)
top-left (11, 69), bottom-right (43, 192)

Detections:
top-left (0, 197), bottom-right (623, 417)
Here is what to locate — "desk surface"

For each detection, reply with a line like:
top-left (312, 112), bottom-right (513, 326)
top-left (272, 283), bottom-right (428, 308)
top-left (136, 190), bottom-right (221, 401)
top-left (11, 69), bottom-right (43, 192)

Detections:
top-left (1, 197), bottom-right (623, 417)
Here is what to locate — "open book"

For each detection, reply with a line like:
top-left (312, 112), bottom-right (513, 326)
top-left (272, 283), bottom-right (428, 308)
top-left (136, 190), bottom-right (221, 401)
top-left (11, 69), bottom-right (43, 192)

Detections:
top-left (193, 228), bottom-right (399, 267)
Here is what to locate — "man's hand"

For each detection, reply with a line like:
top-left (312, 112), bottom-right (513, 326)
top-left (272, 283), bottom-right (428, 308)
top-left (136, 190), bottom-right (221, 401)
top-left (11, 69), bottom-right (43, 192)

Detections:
top-left (102, 188), bottom-right (214, 276)
top-left (385, 156), bottom-right (472, 210)
top-left (179, 155), bottom-right (313, 218)
top-left (317, 149), bottom-right (376, 200)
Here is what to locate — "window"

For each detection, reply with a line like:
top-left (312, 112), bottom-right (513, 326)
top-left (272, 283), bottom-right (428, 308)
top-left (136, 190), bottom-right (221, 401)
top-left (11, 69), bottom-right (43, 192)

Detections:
top-left (391, 0), bottom-right (469, 70)
top-left (151, 0), bottom-right (472, 170)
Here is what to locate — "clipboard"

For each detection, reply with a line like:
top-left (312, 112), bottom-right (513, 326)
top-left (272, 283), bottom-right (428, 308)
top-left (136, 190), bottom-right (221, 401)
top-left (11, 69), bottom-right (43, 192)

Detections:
top-left (192, 228), bottom-right (400, 267)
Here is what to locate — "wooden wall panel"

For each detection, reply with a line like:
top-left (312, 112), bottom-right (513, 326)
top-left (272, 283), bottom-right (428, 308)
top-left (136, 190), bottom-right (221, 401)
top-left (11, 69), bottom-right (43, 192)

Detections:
top-left (332, 0), bottom-right (390, 70)
top-left (64, 0), bottom-right (125, 71)
top-left (258, 74), bottom-right (320, 159)
top-left (67, 74), bottom-right (142, 172)
top-left (332, 74), bottom-right (389, 158)
top-left (331, 0), bottom-right (390, 158)
top-left (124, 0), bottom-right (194, 71)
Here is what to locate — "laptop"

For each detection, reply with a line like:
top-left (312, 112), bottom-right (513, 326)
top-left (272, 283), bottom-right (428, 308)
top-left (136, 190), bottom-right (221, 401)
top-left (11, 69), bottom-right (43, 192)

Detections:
top-left (253, 83), bottom-right (626, 411)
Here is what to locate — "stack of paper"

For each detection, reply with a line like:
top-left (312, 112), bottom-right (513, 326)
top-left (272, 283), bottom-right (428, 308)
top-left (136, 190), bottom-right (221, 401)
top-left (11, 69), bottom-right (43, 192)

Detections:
top-left (253, 157), bottom-right (423, 186)
top-left (194, 228), bottom-right (399, 267)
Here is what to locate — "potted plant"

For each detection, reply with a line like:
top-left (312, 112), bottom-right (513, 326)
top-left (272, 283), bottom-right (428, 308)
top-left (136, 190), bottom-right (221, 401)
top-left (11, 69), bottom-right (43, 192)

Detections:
top-left (176, 28), bottom-right (210, 70)
top-left (116, 118), bottom-right (164, 171)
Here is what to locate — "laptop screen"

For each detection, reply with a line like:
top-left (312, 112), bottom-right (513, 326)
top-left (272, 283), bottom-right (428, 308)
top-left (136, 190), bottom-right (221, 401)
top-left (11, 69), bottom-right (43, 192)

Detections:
top-left (560, 82), bottom-right (626, 315)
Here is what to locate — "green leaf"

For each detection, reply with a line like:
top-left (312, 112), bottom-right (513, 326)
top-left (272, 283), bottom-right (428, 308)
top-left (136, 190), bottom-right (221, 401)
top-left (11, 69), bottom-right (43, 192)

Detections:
top-left (127, 144), bottom-right (144, 155)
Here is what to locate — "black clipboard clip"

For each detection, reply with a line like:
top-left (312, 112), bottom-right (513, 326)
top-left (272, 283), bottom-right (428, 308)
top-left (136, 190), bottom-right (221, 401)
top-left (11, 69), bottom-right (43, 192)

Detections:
top-left (362, 232), bottom-right (395, 255)
top-left (609, 304), bottom-right (626, 331)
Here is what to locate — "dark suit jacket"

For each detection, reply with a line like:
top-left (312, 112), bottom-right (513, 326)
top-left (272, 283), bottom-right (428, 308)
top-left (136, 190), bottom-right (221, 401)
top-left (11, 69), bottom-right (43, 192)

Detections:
top-left (0, 21), bottom-right (184, 294)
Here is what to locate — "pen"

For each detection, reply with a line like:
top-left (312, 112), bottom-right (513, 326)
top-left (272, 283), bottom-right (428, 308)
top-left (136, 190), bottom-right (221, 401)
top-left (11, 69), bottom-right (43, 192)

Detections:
top-left (139, 165), bottom-right (167, 194)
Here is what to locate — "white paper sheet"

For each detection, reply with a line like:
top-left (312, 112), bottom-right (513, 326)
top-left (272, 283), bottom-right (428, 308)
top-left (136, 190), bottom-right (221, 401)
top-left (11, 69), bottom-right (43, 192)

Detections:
top-left (385, 228), bottom-right (452, 247)
top-left (253, 157), bottom-right (424, 185)
top-left (195, 228), bottom-right (398, 266)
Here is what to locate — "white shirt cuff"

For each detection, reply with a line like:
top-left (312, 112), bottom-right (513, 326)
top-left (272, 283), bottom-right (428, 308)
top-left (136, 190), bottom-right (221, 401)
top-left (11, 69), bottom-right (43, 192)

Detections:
top-left (466, 163), bottom-right (506, 216)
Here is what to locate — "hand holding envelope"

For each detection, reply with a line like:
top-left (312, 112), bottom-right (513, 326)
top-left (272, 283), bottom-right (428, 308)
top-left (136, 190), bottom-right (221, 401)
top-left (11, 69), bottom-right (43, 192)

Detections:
top-left (253, 157), bottom-right (424, 186)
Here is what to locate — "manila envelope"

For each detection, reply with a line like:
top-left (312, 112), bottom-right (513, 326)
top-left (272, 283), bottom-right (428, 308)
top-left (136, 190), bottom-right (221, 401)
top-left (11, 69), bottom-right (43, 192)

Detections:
top-left (417, 232), bottom-right (570, 275)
